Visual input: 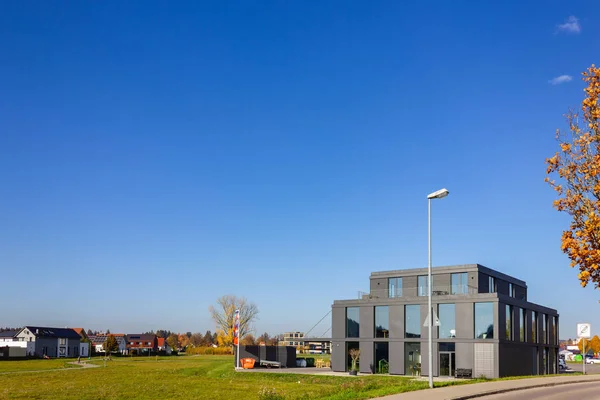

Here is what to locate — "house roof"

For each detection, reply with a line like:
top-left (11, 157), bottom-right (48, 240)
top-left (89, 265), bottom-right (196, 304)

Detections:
top-left (0, 330), bottom-right (19, 338)
top-left (89, 335), bottom-right (127, 345)
top-left (24, 326), bottom-right (82, 339)
top-left (71, 328), bottom-right (87, 338)
top-left (157, 338), bottom-right (165, 347)
top-left (126, 334), bottom-right (157, 342)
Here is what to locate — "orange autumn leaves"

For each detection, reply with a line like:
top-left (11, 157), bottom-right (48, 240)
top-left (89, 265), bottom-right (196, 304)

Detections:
top-left (546, 65), bottom-right (600, 288)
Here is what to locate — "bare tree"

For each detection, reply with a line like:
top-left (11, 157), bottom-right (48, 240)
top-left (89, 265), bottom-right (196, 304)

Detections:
top-left (209, 295), bottom-right (259, 346)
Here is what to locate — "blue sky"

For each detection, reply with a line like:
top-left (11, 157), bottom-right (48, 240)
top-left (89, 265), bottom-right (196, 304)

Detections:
top-left (0, 1), bottom-right (599, 338)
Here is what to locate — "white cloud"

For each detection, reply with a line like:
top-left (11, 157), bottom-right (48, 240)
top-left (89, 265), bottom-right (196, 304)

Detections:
top-left (549, 75), bottom-right (573, 85)
top-left (557, 16), bottom-right (581, 33)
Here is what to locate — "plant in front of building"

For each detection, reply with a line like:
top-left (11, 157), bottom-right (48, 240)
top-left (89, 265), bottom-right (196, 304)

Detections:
top-left (349, 348), bottom-right (360, 375)
top-left (546, 65), bottom-right (600, 288)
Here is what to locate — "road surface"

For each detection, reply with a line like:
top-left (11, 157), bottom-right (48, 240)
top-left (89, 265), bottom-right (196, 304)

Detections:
top-left (481, 382), bottom-right (600, 399)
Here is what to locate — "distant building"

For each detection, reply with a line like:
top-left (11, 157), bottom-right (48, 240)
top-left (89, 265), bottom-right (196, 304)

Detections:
top-left (126, 334), bottom-right (158, 354)
top-left (14, 326), bottom-right (81, 358)
top-left (279, 332), bottom-right (305, 347)
top-left (89, 334), bottom-right (128, 355)
top-left (157, 337), bottom-right (172, 354)
top-left (0, 330), bottom-right (20, 343)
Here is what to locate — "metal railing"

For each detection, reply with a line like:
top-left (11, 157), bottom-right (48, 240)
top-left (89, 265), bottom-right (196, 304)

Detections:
top-left (359, 285), bottom-right (480, 299)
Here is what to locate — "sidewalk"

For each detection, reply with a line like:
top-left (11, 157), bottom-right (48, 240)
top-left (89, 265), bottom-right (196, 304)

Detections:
top-left (372, 374), bottom-right (600, 400)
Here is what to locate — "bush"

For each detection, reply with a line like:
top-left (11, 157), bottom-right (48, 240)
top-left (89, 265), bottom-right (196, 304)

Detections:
top-left (185, 346), bottom-right (233, 355)
top-left (258, 387), bottom-right (285, 400)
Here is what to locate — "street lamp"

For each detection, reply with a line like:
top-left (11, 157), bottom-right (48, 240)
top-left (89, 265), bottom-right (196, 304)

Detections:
top-left (427, 188), bottom-right (449, 388)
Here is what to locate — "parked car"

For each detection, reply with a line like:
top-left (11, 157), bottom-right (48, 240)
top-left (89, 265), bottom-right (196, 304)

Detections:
top-left (559, 359), bottom-right (568, 370)
top-left (585, 356), bottom-right (600, 364)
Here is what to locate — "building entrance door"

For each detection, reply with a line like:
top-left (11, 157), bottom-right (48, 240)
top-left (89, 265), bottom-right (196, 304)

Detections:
top-left (439, 352), bottom-right (456, 377)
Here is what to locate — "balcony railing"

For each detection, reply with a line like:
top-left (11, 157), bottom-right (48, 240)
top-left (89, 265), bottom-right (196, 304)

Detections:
top-left (359, 285), bottom-right (480, 299)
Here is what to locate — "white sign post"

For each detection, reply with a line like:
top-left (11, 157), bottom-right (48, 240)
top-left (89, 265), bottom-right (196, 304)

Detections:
top-left (577, 323), bottom-right (591, 375)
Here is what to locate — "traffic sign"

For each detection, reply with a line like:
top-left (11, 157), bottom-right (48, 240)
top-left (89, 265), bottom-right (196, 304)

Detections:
top-left (577, 323), bottom-right (591, 338)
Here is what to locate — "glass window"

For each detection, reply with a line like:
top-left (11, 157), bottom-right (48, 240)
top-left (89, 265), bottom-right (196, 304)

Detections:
top-left (374, 342), bottom-right (389, 374)
top-left (505, 305), bottom-right (513, 340)
top-left (508, 283), bottom-right (514, 298)
top-left (347, 342), bottom-right (360, 371)
top-left (404, 342), bottom-right (421, 376)
top-left (488, 276), bottom-right (496, 293)
top-left (532, 311), bottom-right (537, 343)
top-left (388, 277), bottom-right (402, 298)
top-left (418, 276), bottom-right (428, 297)
top-left (553, 316), bottom-right (558, 345)
top-left (451, 273), bottom-right (468, 294)
top-left (346, 307), bottom-right (360, 338)
top-left (438, 304), bottom-right (456, 339)
top-left (475, 302), bottom-right (494, 339)
top-left (375, 306), bottom-right (389, 338)
top-left (541, 314), bottom-right (547, 344)
top-left (405, 305), bottom-right (421, 338)
top-left (520, 308), bottom-right (526, 342)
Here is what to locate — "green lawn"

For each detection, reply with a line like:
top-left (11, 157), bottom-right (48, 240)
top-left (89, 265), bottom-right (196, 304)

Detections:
top-left (0, 356), bottom-right (567, 400)
top-left (0, 355), bottom-right (457, 400)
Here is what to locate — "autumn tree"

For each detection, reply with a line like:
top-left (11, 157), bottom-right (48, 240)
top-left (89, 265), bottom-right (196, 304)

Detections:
top-left (203, 330), bottom-right (214, 346)
top-left (546, 65), bottom-right (600, 287)
top-left (591, 335), bottom-right (600, 354)
top-left (241, 333), bottom-right (256, 345)
top-left (579, 338), bottom-right (592, 354)
top-left (167, 334), bottom-right (179, 351)
top-left (104, 334), bottom-right (119, 355)
top-left (257, 332), bottom-right (271, 345)
top-left (178, 333), bottom-right (189, 350)
top-left (209, 295), bottom-right (259, 347)
top-left (189, 333), bottom-right (204, 347)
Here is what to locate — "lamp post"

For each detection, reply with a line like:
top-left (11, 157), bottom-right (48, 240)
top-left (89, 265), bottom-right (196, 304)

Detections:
top-left (427, 188), bottom-right (449, 388)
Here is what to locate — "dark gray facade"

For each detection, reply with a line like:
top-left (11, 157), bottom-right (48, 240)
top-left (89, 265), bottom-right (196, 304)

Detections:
top-left (331, 264), bottom-right (559, 378)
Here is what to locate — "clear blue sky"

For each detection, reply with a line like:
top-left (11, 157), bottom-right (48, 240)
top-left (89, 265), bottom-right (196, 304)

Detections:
top-left (1, 1), bottom-right (598, 338)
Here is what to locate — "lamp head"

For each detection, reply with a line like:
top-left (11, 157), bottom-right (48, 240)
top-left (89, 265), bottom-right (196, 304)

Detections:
top-left (427, 188), bottom-right (449, 199)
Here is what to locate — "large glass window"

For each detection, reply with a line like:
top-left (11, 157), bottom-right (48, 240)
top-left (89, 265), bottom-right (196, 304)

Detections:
top-left (505, 305), bottom-right (513, 340)
top-left (451, 273), bottom-right (468, 294)
top-left (404, 342), bottom-right (421, 376)
top-left (346, 307), bottom-right (360, 338)
top-left (553, 316), bottom-right (558, 345)
top-left (508, 283), bottom-right (514, 298)
top-left (520, 308), bottom-right (526, 342)
top-left (488, 276), bottom-right (496, 293)
top-left (375, 306), bottom-right (389, 338)
top-left (374, 342), bottom-right (389, 374)
top-left (388, 277), bottom-right (402, 298)
top-left (542, 314), bottom-right (548, 344)
top-left (438, 303), bottom-right (456, 339)
top-left (475, 302), bottom-right (494, 339)
top-left (405, 305), bottom-right (421, 338)
top-left (532, 311), bottom-right (537, 343)
top-left (418, 276), bottom-right (428, 297)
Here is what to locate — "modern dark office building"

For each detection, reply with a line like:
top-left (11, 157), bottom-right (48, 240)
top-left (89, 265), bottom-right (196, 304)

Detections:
top-left (331, 264), bottom-right (559, 378)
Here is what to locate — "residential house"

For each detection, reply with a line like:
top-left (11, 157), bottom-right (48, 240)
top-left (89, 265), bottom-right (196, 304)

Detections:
top-left (71, 328), bottom-right (90, 357)
top-left (15, 326), bottom-right (81, 358)
top-left (157, 337), bottom-right (172, 355)
top-left (126, 334), bottom-right (158, 355)
top-left (88, 334), bottom-right (128, 355)
top-left (331, 264), bottom-right (559, 378)
top-left (0, 330), bottom-right (19, 343)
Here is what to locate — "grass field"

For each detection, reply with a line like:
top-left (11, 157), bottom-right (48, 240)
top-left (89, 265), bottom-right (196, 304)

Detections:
top-left (0, 355), bottom-right (463, 400)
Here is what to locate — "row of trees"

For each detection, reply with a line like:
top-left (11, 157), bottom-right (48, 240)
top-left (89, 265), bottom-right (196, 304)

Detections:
top-left (576, 336), bottom-right (600, 354)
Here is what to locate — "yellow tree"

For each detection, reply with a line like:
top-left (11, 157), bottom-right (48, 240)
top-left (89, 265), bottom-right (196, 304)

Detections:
top-left (578, 338), bottom-right (592, 354)
top-left (591, 335), bottom-right (600, 354)
top-left (209, 295), bottom-right (259, 346)
top-left (546, 65), bottom-right (600, 287)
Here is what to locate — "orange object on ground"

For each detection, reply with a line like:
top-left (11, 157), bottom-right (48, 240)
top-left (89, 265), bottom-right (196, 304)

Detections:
top-left (241, 358), bottom-right (256, 369)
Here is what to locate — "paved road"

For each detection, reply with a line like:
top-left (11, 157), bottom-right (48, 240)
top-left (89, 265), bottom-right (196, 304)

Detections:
top-left (567, 362), bottom-right (600, 374)
top-left (479, 382), bottom-right (600, 399)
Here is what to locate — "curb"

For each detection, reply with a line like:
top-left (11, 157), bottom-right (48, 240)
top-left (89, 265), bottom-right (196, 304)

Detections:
top-left (449, 377), bottom-right (600, 399)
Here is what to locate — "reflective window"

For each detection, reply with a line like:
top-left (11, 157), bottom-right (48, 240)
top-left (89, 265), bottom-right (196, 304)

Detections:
top-left (488, 276), bottom-right (496, 293)
top-left (451, 273), bottom-right (468, 294)
top-left (438, 303), bottom-right (456, 339)
top-left (542, 314), bottom-right (548, 344)
top-left (520, 308), bottom-right (526, 342)
top-left (374, 342), bottom-right (389, 374)
top-left (508, 283), bottom-right (514, 298)
top-left (375, 306), bottom-right (389, 338)
top-left (405, 342), bottom-right (421, 376)
top-left (388, 278), bottom-right (402, 298)
top-left (405, 305), bottom-right (421, 338)
top-left (475, 302), bottom-right (494, 339)
top-left (553, 316), bottom-right (558, 345)
top-left (532, 311), bottom-right (538, 343)
top-left (418, 276), bottom-right (428, 297)
top-left (505, 304), bottom-right (513, 340)
top-left (346, 307), bottom-right (360, 338)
